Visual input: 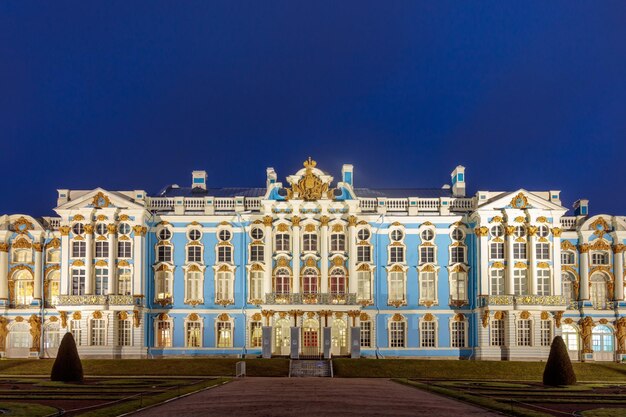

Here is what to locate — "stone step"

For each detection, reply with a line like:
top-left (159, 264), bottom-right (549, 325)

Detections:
top-left (289, 360), bottom-right (332, 377)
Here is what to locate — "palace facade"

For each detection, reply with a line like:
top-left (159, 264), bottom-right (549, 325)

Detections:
top-left (1, 159), bottom-right (625, 361)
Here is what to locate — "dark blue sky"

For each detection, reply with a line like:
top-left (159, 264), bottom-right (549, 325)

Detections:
top-left (2, 1), bottom-right (625, 217)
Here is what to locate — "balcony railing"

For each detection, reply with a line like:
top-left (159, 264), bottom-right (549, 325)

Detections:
top-left (560, 216), bottom-right (577, 230)
top-left (57, 295), bottom-right (137, 306)
top-left (479, 294), bottom-right (567, 307)
top-left (264, 292), bottom-right (358, 305)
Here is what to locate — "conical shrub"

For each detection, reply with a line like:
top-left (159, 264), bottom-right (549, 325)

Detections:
top-left (50, 332), bottom-right (84, 383)
top-left (543, 335), bottom-right (576, 386)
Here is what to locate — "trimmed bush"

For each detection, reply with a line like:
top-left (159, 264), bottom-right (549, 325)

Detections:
top-left (543, 335), bottom-right (576, 386)
top-left (50, 332), bottom-right (84, 383)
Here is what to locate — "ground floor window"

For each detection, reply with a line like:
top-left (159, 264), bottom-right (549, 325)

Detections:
top-left (90, 319), bottom-right (106, 346)
top-left (389, 321), bottom-right (405, 348)
top-left (70, 320), bottom-right (82, 346)
top-left (420, 321), bottom-right (436, 348)
top-left (9, 324), bottom-right (30, 348)
top-left (540, 320), bottom-right (552, 347)
top-left (250, 321), bottom-right (262, 348)
top-left (156, 320), bottom-right (172, 347)
top-left (517, 319), bottom-right (531, 346)
top-left (44, 324), bottom-right (61, 349)
top-left (118, 319), bottom-right (132, 346)
top-left (562, 324), bottom-right (578, 351)
top-left (186, 321), bottom-right (202, 348)
top-left (451, 321), bottom-right (466, 348)
top-left (217, 321), bottom-right (233, 348)
top-left (490, 319), bottom-right (504, 346)
top-left (360, 321), bottom-right (371, 348)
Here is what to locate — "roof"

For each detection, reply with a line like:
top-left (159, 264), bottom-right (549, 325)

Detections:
top-left (353, 188), bottom-right (453, 198)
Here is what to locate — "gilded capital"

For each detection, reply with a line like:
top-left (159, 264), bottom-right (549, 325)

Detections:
top-left (107, 224), bottom-right (117, 235)
top-left (83, 224), bottom-right (94, 235)
top-left (526, 226), bottom-right (538, 237)
top-left (263, 216), bottom-right (274, 227)
top-left (474, 226), bottom-right (488, 237)
top-left (347, 216), bottom-right (358, 227)
top-left (579, 243), bottom-right (590, 253)
top-left (291, 216), bottom-right (301, 227)
top-left (133, 225), bottom-right (147, 236)
top-left (613, 243), bottom-right (626, 254)
top-left (33, 243), bottom-right (43, 252)
top-left (0, 243), bottom-right (8, 252)
top-left (505, 226), bottom-right (516, 236)
top-left (59, 226), bottom-right (71, 236)
top-left (320, 216), bottom-right (330, 226)
top-left (551, 227), bottom-right (562, 237)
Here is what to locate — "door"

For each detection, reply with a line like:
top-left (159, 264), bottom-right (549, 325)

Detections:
top-left (273, 319), bottom-right (291, 356)
top-left (592, 325), bottom-right (614, 361)
top-left (302, 319), bottom-right (320, 358)
top-left (331, 318), bottom-right (348, 356)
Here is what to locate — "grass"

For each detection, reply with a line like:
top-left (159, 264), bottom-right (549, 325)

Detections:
top-left (333, 359), bottom-right (626, 381)
top-left (395, 379), bottom-right (551, 417)
top-left (581, 408), bottom-right (626, 417)
top-left (0, 401), bottom-right (58, 417)
top-left (0, 358), bottom-right (289, 377)
top-left (76, 378), bottom-right (229, 417)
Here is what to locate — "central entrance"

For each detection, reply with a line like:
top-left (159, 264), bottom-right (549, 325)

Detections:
top-left (301, 318), bottom-right (320, 358)
top-left (274, 318), bottom-right (291, 356)
top-left (331, 318), bottom-right (348, 356)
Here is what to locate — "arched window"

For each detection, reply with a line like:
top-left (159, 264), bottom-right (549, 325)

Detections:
top-left (117, 267), bottom-right (132, 295)
top-left (562, 272), bottom-right (576, 304)
top-left (155, 269), bottom-right (173, 301)
top-left (329, 268), bottom-right (346, 295)
top-left (45, 270), bottom-right (60, 307)
top-left (155, 315), bottom-right (172, 347)
top-left (388, 270), bottom-right (405, 303)
top-left (590, 273), bottom-right (609, 309)
top-left (450, 271), bottom-right (467, 302)
top-left (274, 268), bottom-right (291, 295)
top-left (562, 324), bottom-right (578, 351)
top-left (186, 318), bottom-right (202, 348)
top-left (185, 268), bottom-right (204, 303)
top-left (302, 267), bottom-right (318, 295)
top-left (216, 319), bottom-right (232, 348)
top-left (12, 270), bottom-right (34, 306)
top-left (215, 270), bottom-right (233, 302)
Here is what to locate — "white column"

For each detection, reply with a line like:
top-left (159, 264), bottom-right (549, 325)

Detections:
top-left (0, 243), bottom-right (8, 301)
top-left (292, 217), bottom-right (301, 294)
top-left (552, 229), bottom-right (562, 296)
top-left (348, 216), bottom-right (357, 295)
top-left (33, 243), bottom-right (43, 302)
top-left (107, 224), bottom-right (116, 294)
top-left (614, 246), bottom-right (624, 301)
top-left (320, 216), bottom-right (329, 293)
top-left (506, 226), bottom-right (515, 295)
top-left (60, 227), bottom-right (70, 294)
top-left (263, 216), bottom-right (273, 298)
top-left (133, 226), bottom-right (144, 296)
top-left (528, 231), bottom-right (537, 295)
top-left (477, 227), bottom-right (489, 295)
top-left (84, 225), bottom-right (94, 294)
top-left (580, 244), bottom-right (589, 300)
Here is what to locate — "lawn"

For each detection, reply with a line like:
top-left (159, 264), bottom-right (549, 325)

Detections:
top-left (333, 359), bottom-right (626, 381)
top-left (0, 358), bottom-right (289, 377)
top-left (0, 402), bottom-right (58, 417)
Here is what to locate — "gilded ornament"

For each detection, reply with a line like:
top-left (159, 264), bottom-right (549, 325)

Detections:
top-left (12, 216), bottom-right (34, 234)
top-left (359, 312), bottom-right (370, 321)
top-left (474, 226), bottom-right (488, 237)
top-left (616, 317), bottom-right (626, 354)
top-left (551, 227), bottom-right (562, 237)
top-left (420, 264), bottom-right (435, 272)
top-left (519, 311), bottom-right (531, 319)
top-left (536, 216), bottom-right (548, 223)
top-left (304, 224), bottom-right (316, 232)
top-left (451, 265), bottom-right (466, 273)
top-left (106, 224), bottom-right (116, 234)
top-left (514, 216), bottom-right (526, 224)
top-left (422, 221), bottom-right (434, 226)
top-left (277, 258), bottom-right (289, 267)
top-left (188, 313), bottom-right (200, 321)
top-left (527, 226), bottom-right (538, 236)
top-left (305, 258), bottom-right (316, 267)
top-left (59, 226), bottom-right (71, 236)
top-left (133, 310), bottom-right (141, 327)
top-left (73, 214), bottom-right (85, 221)
top-left (580, 316), bottom-right (594, 353)
top-left (286, 158), bottom-right (331, 201)
top-left (491, 262), bottom-right (504, 269)
top-left (590, 217), bottom-right (610, 237)
top-left (563, 318), bottom-right (573, 324)
top-left (92, 310), bottom-right (103, 319)
top-left (276, 224), bottom-right (289, 232)
top-left (320, 216), bottom-right (330, 226)
top-left (505, 226), bottom-right (516, 236)
top-left (60, 311), bottom-right (68, 328)
top-left (29, 315), bottom-right (41, 351)
top-left (187, 264), bottom-right (201, 272)
top-left (453, 313), bottom-right (465, 322)
top-left (118, 260), bottom-right (130, 267)
top-left (589, 239), bottom-right (610, 251)
top-left (291, 216), bottom-right (301, 227)
top-left (217, 313), bottom-right (229, 321)
top-left (347, 216), bottom-right (358, 227)
top-left (72, 260), bottom-right (85, 267)
top-left (133, 225), bottom-right (147, 236)
top-left (250, 263), bottom-right (264, 271)
top-left (481, 309), bottom-right (489, 328)
top-left (514, 262), bottom-right (527, 269)
top-left (493, 311), bottom-right (505, 320)
top-left (613, 244), bottom-right (626, 254)
top-left (490, 216), bottom-right (503, 223)
top-left (599, 318), bottom-right (609, 325)
top-left (334, 312), bottom-right (344, 319)
top-left (252, 313), bottom-right (262, 321)
top-left (48, 316), bottom-right (58, 323)
top-left (540, 311), bottom-right (549, 320)
top-left (118, 311), bottom-right (128, 320)
top-left (423, 313), bottom-right (434, 322)
top-left (72, 311), bottom-right (82, 320)
top-left (510, 192), bottom-right (529, 209)
top-left (157, 313), bottom-right (169, 321)
top-left (332, 257), bottom-right (344, 266)
top-left (579, 244), bottom-right (589, 253)
top-left (95, 260), bottom-right (107, 267)
top-left (392, 313), bottom-right (404, 322)
top-left (553, 311), bottom-right (563, 328)
top-left (92, 192), bottom-right (111, 208)
top-left (331, 224), bottom-right (344, 232)
top-left (83, 224), bottom-right (94, 235)
top-left (0, 243), bottom-right (8, 252)
top-left (217, 264), bottom-right (231, 272)
top-left (96, 214), bottom-right (107, 221)
top-left (12, 238), bottom-right (32, 249)
top-left (45, 238), bottom-right (61, 249)
top-left (14, 316), bottom-right (24, 323)
top-left (262, 216), bottom-right (273, 227)
top-left (537, 262), bottom-right (550, 269)
top-left (357, 264), bottom-right (371, 271)
top-left (389, 299), bottom-right (405, 308)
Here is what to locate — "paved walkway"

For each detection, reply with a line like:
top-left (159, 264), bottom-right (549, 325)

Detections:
top-left (133, 377), bottom-right (503, 417)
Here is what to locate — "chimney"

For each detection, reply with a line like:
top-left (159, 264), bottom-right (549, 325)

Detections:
top-left (266, 168), bottom-right (277, 188)
top-left (573, 199), bottom-right (589, 217)
top-left (342, 164), bottom-right (354, 186)
top-left (549, 190), bottom-right (561, 206)
top-left (57, 189), bottom-right (69, 206)
top-left (451, 165), bottom-right (466, 197)
top-left (192, 170), bottom-right (207, 190)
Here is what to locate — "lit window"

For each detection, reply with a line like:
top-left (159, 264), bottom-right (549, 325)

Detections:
top-left (249, 270), bottom-right (263, 301)
top-left (217, 321), bottom-right (232, 347)
top-left (12, 270), bottom-right (34, 306)
top-left (71, 320), bottom-right (83, 346)
top-left (156, 320), bottom-right (172, 347)
top-left (186, 270), bottom-right (203, 302)
top-left (155, 271), bottom-right (173, 301)
top-left (250, 322), bottom-right (263, 347)
top-left (450, 272), bottom-right (467, 302)
top-left (186, 321), bottom-right (202, 348)
top-left (357, 271), bottom-right (372, 301)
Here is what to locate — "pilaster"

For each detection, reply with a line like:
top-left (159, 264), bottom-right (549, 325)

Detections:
top-left (0, 242), bottom-right (8, 302)
top-left (84, 225), bottom-right (94, 294)
top-left (263, 216), bottom-right (273, 297)
top-left (107, 224), bottom-right (116, 294)
top-left (292, 216), bottom-right (301, 294)
top-left (348, 215), bottom-right (357, 294)
top-left (579, 244), bottom-right (589, 300)
top-left (320, 216), bottom-right (329, 293)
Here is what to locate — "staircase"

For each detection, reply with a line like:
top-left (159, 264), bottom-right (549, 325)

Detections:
top-left (289, 360), bottom-right (333, 377)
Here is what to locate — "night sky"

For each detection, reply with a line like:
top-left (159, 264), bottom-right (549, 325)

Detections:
top-left (2, 1), bottom-right (625, 217)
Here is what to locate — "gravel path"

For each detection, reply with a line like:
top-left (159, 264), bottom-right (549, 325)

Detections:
top-left (132, 377), bottom-right (503, 416)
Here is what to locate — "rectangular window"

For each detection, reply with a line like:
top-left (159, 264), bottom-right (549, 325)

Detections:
top-left (591, 252), bottom-right (609, 265)
top-left (157, 245), bottom-right (172, 263)
top-left (250, 322), bottom-right (263, 348)
top-left (390, 246), bottom-right (404, 263)
top-left (118, 320), bottom-right (132, 346)
top-left (419, 246), bottom-right (435, 264)
top-left (420, 271), bottom-right (436, 301)
top-left (217, 322), bottom-right (232, 347)
top-left (450, 272), bottom-right (466, 301)
top-left (451, 321), bottom-right (466, 348)
top-left (390, 322), bottom-right (405, 348)
top-left (118, 268), bottom-right (132, 295)
top-left (91, 319), bottom-right (106, 346)
top-left (490, 269), bottom-right (505, 296)
top-left (536, 243), bottom-right (550, 260)
top-left (490, 242), bottom-right (504, 260)
top-left (95, 268), bottom-right (108, 295)
top-left (357, 271), bottom-right (372, 301)
top-left (357, 246), bottom-right (371, 263)
top-left (216, 272), bottom-right (232, 301)
top-left (186, 271), bottom-right (203, 301)
top-left (537, 269), bottom-right (551, 296)
top-left (517, 319), bottom-right (531, 346)
top-left (303, 234), bottom-right (318, 252)
top-left (540, 320), bottom-right (552, 347)
top-left (157, 321), bottom-right (172, 347)
top-left (70, 320), bottom-right (82, 346)
top-left (330, 234), bottom-right (346, 252)
top-left (561, 252), bottom-right (574, 265)
top-left (250, 271), bottom-right (263, 301)
top-left (95, 241), bottom-right (109, 258)
top-left (490, 320), bottom-right (504, 346)
top-left (118, 241), bottom-right (132, 258)
top-left (355, 321), bottom-right (369, 348)
top-left (187, 246), bottom-right (202, 263)
top-left (186, 321), bottom-right (202, 348)
top-left (388, 272), bottom-right (405, 302)
top-left (72, 241), bottom-right (86, 258)
top-left (420, 322), bottom-right (436, 348)
top-left (513, 243), bottom-right (527, 259)
top-left (250, 245), bottom-right (264, 262)
top-left (451, 246), bottom-right (465, 264)
top-left (71, 269), bottom-right (85, 295)
top-left (275, 234), bottom-right (290, 252)
top-left (217, 246), bottom-right (232, 263)
top-left (513, 269), bottom-right (528, 296)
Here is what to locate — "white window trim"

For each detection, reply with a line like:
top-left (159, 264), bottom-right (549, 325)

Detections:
top-left (184, 317), bottom-right (204, 348)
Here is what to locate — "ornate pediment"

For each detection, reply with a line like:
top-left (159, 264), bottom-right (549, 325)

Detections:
top-left (285, 158), bottom-right (335, 201)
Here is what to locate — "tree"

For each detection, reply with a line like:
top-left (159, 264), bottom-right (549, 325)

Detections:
top-left (543, 335), bottom-right (576, 386)
top-left (50, 332), bottom-right (84, 383)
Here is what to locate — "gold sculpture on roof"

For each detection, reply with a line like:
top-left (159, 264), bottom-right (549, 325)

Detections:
top-left (286, 158), bottom-right (330, 201)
